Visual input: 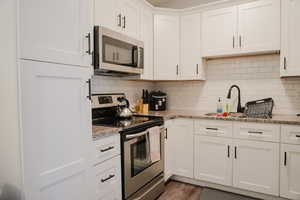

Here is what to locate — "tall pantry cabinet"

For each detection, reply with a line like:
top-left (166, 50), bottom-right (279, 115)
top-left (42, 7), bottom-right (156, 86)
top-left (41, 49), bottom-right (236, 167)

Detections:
top-left (19, 0), bottom-right (94, 199)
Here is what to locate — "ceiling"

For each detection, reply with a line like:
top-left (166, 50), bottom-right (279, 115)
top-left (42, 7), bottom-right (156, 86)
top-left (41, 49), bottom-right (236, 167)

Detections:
top-left (146, 0), bottom-right (221, 9)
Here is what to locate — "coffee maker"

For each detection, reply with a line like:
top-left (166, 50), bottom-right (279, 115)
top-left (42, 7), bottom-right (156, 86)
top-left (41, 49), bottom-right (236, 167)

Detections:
top-left (150, 91), bottom-right (167, 111)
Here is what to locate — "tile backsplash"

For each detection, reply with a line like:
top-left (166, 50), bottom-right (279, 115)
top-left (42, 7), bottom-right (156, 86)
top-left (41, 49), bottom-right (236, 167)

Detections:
top-left (92, 54), bottom-right (300, 115)
top-left (155, 54), bottom-right (300, 115)
top-left (92, 76), bottom-right (155, 106)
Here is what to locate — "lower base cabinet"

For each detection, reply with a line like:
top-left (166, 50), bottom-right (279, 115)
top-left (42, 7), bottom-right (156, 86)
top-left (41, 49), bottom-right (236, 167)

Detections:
top-left (233, 140), bottom-right (279, 196)
top-left (164, 120), bottom-right (174, 181)
top-left (194, 135), bottom-right (232, 186)
top-left (193, 126), bottom-right (280, 196)
top-left (280, 144), bottom-right (300, 199)
top-left (164, 119), bottom-right (194, 180)
top-left (95, 156), bottom-right (121, 200)
top-left (172, 119), bottom-right (194, 178)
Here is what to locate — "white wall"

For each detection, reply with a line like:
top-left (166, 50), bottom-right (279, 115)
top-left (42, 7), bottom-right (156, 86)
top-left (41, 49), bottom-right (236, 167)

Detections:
top-left (156, 54), bottom-right (300, 115)
top-left (0, 0), bottom-right (22, 198)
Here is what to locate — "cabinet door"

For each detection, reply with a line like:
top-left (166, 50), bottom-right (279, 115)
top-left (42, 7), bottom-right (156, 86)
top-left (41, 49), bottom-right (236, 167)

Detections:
top-left (20, 60), bottom-right (94, 200)
top-left (180, 13), bottom-right (205, 80)
top-left (233, 140), bottom-right (279, 196)
top-left (164, 120), bottom-right (174, 181)
top-left (94, 0), bottom-right (121, 32)
top-left (172, 119), bottom-right (194, 178)
top-left (194, 136), bottom-right (232, 186)
top-left (120, 0), bottom-right (140, 39)
top-left (280, 144), bottom-right (300, 200)
top-left (280, 0), bottom-right (300, 77)
top-left (201, 7), bottom-right (238, 57)
top-left (238, 0), bottom-right (280, 54)
top-left (20, 0), bottom-right (92, 67)
top-left (154, 15), bottom-right (180, 80)
top-left (140, 8), bottom-right (154, 80)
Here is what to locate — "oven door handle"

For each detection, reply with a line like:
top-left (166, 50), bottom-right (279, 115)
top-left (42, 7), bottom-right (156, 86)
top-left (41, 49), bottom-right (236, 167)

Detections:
top-left (126, 129), bottom-right (149, 140)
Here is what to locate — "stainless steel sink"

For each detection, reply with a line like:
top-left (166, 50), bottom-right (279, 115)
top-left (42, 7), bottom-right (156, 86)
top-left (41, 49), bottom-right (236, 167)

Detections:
top-left (205, 112), bottom-right (247, 118)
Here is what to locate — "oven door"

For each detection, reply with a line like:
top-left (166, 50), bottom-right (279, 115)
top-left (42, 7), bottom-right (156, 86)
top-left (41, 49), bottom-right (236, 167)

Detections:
top-left (123, 127), bottom-right (165, 199)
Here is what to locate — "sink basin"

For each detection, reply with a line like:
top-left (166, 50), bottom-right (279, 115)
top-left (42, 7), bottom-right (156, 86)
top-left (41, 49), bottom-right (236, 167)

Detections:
top-left (205, 112), bottom-right (247, 118)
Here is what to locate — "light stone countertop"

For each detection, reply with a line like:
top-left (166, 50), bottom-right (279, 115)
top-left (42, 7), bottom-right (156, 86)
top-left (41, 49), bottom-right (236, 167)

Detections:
top-left (145, 110), bottom-right (300, 126)
top-left (91, 110), bottom-right (300, 138)
top-left (92, 125), bottom-right (122, 139)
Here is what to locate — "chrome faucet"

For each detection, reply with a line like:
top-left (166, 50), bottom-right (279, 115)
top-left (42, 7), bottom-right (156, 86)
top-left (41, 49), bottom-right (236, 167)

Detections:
top-left (227, 85), bottom-right (243, 113)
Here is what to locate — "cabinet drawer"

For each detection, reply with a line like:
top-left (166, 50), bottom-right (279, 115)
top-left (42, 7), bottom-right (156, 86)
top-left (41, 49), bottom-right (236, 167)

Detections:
top-left (233, 122), bottom-right (280, 142)
top-left (94, 134), bottom-right (120, 165)
top-left (95, 156), bottom-right (122, 200)
top-left (194, 120), bottom-right (233, 138)
top-left (281, 125), bottom-right (300, 145)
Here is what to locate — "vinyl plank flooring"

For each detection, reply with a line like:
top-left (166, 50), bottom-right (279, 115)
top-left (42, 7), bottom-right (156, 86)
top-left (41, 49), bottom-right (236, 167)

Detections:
top-left (158, 181), bottom-right (202, 200)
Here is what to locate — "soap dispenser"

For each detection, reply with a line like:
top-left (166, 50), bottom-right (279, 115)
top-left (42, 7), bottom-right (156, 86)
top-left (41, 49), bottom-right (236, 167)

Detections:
top-left (217, 97), bottom-right (223, 116)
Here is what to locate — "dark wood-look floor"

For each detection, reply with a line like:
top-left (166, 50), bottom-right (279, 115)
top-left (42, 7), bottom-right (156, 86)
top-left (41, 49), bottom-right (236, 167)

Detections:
top-left (158, 181), bottom-right (202, 200)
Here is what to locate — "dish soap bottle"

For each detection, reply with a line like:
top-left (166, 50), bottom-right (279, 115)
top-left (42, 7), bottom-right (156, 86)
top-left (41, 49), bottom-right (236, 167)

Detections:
top-left (217, 97), bottom-right (223, 116)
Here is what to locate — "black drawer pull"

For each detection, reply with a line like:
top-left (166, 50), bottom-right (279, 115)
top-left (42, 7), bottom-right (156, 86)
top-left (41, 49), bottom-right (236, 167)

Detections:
top-left (101, 174), bottom-right (115, 183)
top-left (206, 128), bottom-right (219, 131)
top-left (284, 152), bottom-right (287, 166)
top-left (296, 135), bottom-right (300, 138)
top-left (248, 131), bottom-right (263, 134)
top-left (165, 128), bottom-right (168, 140)
top-left (100, 146), bottom-right (114, 152)
top-left (227, 145), bottom-right (230, 158)
top-left (234, 146), bottom-right (237, 159)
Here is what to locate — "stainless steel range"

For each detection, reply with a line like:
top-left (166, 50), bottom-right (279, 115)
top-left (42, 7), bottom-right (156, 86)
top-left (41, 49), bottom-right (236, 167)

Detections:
top-left (92, 93), bottom-right (165, 200)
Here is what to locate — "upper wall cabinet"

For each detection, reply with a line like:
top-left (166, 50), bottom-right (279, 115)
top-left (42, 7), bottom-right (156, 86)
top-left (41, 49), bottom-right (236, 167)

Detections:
top-left (140, 7), bottom-right (154, 80)
top-left (280, 0), bottom-right (300, 77)
top-left (202, 0), bottom-right (280, 58)
top-left (154, 15), bottom-right (180, 80)
top-left (94, 0), bottom-right (121, 32)
top-left (120, 0), bottom-right (141, 39)
top-left (94, 0), bottom-right (140, 39)
top-left (180, 13), bottom-right (205, 80)
top-left (20, 0), bottom-right (93, 67)
top-left (202, 7), bottom-right (238, 57)
top-left (238, 0), bottom-right (280, 54)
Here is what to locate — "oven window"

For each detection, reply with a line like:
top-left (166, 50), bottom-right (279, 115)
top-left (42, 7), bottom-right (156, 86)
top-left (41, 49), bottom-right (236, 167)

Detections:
top-left (130, 134), bottom-right (161, 177)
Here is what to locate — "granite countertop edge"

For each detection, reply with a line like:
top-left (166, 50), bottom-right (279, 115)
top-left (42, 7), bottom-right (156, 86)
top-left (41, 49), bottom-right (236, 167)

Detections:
top-left (92, 110), bottom-right (300, 137)
top-left (147, 110), bottom-right (300, 126)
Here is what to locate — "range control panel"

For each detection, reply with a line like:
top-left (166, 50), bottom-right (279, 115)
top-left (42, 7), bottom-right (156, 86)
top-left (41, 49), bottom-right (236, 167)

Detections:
top-left (91, 94), bottom-right (127, 109)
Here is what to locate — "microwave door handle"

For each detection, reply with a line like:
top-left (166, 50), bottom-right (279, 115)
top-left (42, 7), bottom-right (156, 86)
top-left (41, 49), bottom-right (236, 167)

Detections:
top-left (126, 130), bottom-right (148, 139)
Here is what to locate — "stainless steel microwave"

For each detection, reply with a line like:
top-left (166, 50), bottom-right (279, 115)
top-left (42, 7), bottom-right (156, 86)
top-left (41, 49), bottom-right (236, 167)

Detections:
top-left (93, 26), bottom-right (144, 76)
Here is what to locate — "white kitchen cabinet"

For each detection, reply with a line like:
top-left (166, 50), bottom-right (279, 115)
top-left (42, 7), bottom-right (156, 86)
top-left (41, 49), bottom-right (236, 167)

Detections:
top-left (120, 0), bottom-right (141, 39)
top-left (171, 119), bottom-right (194, 178)
top-left (238, 0), bottom-right (280, 54)
top-left (140, 7), bottom-right (154, 80)
top-left (164, 120), bottom-right (175, 181)
top-left (95, 156), bottom-right (122, 200)
top-left (201, 7), bottom-right (238, 57)
top-left (20, 0), bottom-right (93, 67)
top-left (280, 144), bottom-right (300, 200)
top-left (154, 15), bottom-right (180, 80)
top-left (280, 0), bottom-right (300, 77)
top-left (232, 139), bottom-right (279, 196)
top-left (201, 0), bottom-right (280, 58)
top-left (194, 135), bottom-right (233, 186)
top-left (94, 0), bottom-right (122, 32)
top-left (94, 0), bottom-right (140, 39)
top-left (180, 13), bottom-right (205, 80)
top-left (20, 60), bottom-right (94, 200)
